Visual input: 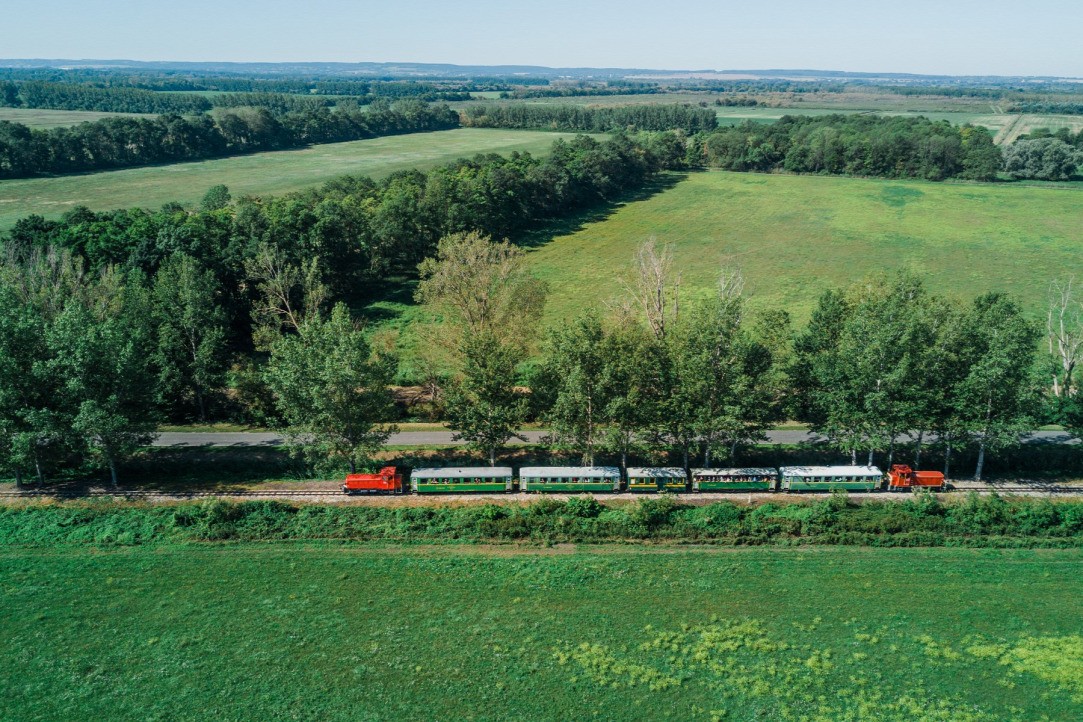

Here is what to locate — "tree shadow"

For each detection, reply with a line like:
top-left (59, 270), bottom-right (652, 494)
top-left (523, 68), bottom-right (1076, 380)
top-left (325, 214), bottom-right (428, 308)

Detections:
top-left (352, 172), bottom-right (689, 328)
top-left (516, 173), bottom-right (688, 251)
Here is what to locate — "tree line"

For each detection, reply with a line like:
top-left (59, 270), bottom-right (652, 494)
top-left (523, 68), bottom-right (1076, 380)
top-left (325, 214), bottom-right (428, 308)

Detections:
top-left (0, 100), bottom-right (459, 178)
top-left (461, 103), bottom-right (720, 134)
top-left (0, 78), bottom-right (479, 114)
top-left (693, 114), bottom-right (1005, 181)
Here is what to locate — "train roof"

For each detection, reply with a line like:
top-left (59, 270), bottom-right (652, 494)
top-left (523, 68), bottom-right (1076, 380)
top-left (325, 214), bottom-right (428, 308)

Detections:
top-left (519, 466), bottom-right (621, 478)
top-left (626, 467), bottom-right (687, 478)
top-left (411, 467), bottom-right (514, 479)
top-left (779, 465), bottom-right (883, 477)
top-left (692, 468), bottom-right (778, 476)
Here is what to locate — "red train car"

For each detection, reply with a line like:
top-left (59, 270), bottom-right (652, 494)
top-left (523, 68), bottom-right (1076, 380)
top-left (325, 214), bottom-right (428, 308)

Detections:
top-left (886, 464), bottom-right (945, 492)
top-left (343, 466), bottom-right (403, 494)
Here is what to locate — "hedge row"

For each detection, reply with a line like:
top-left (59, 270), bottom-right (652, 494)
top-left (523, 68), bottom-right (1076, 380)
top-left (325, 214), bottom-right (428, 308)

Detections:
top-left (2, 494), bottom-right (1082, 547)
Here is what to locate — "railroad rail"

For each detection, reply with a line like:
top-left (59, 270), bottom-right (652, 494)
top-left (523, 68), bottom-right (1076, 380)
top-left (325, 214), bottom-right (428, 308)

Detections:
top-left (1, 486), bottom-right (1081, 500)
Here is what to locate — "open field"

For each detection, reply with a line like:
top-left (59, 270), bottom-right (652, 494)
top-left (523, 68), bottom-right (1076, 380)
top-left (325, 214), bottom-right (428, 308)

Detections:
top-left (0, 107), bottom-right (154, 128)
top-left (0, 128), bottom-right (590, 230)
top-left (524, 171), bottom-right (1083, 324)
top-left (1, 545), bottom-right (1080, 720)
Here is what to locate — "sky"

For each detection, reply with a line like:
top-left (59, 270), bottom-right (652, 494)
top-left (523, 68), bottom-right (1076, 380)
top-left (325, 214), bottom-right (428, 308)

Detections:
top-left (5, 0), bottom-right (1083, 77)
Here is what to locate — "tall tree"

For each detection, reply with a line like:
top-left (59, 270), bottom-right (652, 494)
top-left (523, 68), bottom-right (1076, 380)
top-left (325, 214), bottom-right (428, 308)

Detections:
top-left (954, 293), bottom-right (1041, 480)
top-left (152, 253), bottom-right (229, 421)
top-left (44, 275), bottom-right (158, 486)
top-left (443, 332), bottom-right (528, 466)
top-left (539, 314), bottom-right (610, 465)
top-left (263, 303), bottom-right (397, 474)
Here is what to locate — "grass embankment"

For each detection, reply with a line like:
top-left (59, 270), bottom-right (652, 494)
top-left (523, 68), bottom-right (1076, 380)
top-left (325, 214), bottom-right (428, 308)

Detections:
top-left (0, 128), bottom-right (593, 230)
top-left (0, 543), bottom-right (1080, 720)
top-left (525, 171), bottom-right (1083, 324)
top-left (2, 494), bottom-right (1082, 547)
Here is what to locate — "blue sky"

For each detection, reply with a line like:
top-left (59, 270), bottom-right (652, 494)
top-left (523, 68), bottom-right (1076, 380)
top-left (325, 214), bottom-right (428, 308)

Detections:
top-left (6, 0), bottom-right (1082, 77)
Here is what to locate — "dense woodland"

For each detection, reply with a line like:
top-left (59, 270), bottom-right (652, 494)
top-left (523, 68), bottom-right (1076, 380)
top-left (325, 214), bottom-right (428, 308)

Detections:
top-left (0, 101), bottom-right (458, 177)
top-left (693, 114), bottom-right (1005, 180)
top-left (461, 103), bottom-right (720, 133)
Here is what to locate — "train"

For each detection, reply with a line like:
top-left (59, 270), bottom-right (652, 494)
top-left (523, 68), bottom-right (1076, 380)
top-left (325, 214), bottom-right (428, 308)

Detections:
top-left (342, 463), bottom-right (945, 494)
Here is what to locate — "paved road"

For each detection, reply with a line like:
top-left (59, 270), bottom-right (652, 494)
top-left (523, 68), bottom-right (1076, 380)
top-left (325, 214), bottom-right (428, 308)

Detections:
top-left (152, 430), bottom-right (1079, 448)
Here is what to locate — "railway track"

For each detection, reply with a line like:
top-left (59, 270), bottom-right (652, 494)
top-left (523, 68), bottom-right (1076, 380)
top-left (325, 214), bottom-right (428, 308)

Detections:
top-left (1, 486), bottom-right (1081, 499)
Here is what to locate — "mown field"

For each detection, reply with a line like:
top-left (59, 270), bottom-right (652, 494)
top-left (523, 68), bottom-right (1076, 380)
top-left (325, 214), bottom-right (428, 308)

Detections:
top-left (524, 171), bottom-right (1083, 324)
top-left (0, 107), bottom-right (153, 128)
top-left (1, 545), bottom-right (1080, 721)
top-left (0, 128), bottom-right (591, 230)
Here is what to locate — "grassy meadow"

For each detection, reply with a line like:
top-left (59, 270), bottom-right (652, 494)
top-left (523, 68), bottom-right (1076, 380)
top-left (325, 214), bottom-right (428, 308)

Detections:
top-left (0, 128), bottom-right (591, 230)
top-left (1, 544), bottom-right (1080, 720)
top-left (0, 107), bottom-right (154, 128)
top-left (524, 171), bottom-right (1083, 325)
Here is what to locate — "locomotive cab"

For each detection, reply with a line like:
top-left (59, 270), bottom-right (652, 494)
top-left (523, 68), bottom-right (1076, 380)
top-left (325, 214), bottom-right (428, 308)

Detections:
top-left (343, 466), bottom-right (403, 494)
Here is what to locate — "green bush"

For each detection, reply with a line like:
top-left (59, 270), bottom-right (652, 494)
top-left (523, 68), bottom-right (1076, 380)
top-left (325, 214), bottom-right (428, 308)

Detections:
top-left (2, 496), bottom-right (1083, 548)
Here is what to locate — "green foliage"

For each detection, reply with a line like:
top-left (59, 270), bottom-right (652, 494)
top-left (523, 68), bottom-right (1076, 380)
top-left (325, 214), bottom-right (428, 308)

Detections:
top-left (697, 114), bottom-right (1002, 181)
top-left (462, 102), bottom-right (718, 134)
top-left (443, 332), bottom-right (529, 466)
top-left (1003, 137), bottom-right (1080, 180)
top-left (4, 496), bottom-right (1083, 547)
top-left (263, 303), bottom-right (397, 474)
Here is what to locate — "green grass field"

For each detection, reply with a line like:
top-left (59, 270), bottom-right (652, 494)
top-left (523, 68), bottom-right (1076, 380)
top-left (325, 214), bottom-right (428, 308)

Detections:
top-left (1, 545), bottom-right (1080, 720)
top-left (525, 171), bottom-right (1083, 324)
top-left (0, 107), bottom-right (153, 128)
top-left (0, 128), bottom-right (590, 231)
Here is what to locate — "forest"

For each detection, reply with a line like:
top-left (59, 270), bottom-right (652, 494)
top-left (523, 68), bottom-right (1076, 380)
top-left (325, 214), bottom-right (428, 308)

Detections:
top-left (0, 100), bottom-right (459, 177)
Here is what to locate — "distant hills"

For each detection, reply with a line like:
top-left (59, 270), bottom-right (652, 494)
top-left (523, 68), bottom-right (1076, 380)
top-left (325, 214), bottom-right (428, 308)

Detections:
top-left (0, 59), bottom-right (1079, 83)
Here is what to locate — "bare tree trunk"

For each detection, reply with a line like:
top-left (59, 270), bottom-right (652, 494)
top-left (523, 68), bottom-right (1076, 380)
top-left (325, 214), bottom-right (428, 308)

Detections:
top-left (682, 445), bottom-right (689, 475)
top-left (620, 448), bottom-right (627, 475)
top-left (867, 448), bottom-right (874, 466)
top-left (489, 447), bottom-right (496, 467)
top-left (850, 448), bottom-right (857, 465)
top-left (196, 389), bottom-right (206, 423)
top-left (974, 441), bottom-right (986, 481)
top-left (703, 443), bottom-right (710, 468)
top-left (14, 467), bottom-right (23, 490)
top-left (348, 459), bottom-right (356, 474)
top-left (109, 457), bottom-right (118, 488)
top-left (887, 434), bottom-right (895, 469)
top-left (34, 455), bottom-right (44, 486)
top-left (914, 430), bottom-right (925, 468)
top-left (944, 441), bottom-right (953, 478)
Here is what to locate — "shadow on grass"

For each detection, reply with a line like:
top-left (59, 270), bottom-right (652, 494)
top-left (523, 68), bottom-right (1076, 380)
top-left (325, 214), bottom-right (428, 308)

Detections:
top-left (351, 172), bottom-right (689, 327)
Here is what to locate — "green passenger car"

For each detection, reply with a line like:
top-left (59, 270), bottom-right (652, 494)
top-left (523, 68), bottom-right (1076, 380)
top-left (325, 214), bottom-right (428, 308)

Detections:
top-left (778, 466), bottom-right (883, 492)
top-left (626, 467), bottom-right (688, 492)
top-left (410, 467), bottom-right (514, 493)
top-left (518, 466), bottom-right (621, 493)
top-left (692, 468), bottom-right (778, 492)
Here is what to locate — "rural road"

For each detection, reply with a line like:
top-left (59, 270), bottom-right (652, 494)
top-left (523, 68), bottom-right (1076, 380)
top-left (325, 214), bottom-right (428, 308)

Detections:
top-left (152, 430), bottom-right (1079, 448)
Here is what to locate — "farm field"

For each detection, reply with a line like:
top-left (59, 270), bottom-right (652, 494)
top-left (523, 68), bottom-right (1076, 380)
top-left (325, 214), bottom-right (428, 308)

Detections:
top-left (1, 545), bottom-right (1080, 720)
top-left (0, 107), bottom-right (153, 128)
top-left (0, 128), bottom-right (591, 230)
top-left (524, 171), bottom-right (1083, 324)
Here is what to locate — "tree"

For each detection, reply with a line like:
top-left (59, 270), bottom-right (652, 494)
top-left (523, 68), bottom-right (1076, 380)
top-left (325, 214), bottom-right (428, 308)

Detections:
top-left (1002, 138), bottom-right (1080, 181)
top-left (200, 184), bottom-right (232, 212)
top-left (954, 293), bottom-right (1041, 480)
top-left (152, 253), bottom-right (228, 421)
top-left (1046, 277), bottom-right (1083, 399)
top-left (443, 332), bottom-right (528, 466)
top-left (0, 283), bottom-right (48, 486)
top-left (263, 303), bottom-right (397, 474)
top-left (414, 230), bottom-right (548, 354)
top-left (45, 279), bottom-right (158, 486)
top-left (539, 314), bottom-right (610, 465)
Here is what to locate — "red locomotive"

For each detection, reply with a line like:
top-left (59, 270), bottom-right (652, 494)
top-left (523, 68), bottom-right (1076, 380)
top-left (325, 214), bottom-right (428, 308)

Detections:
top-left (886, 464), bottom-right (945, 492)
top-left (343, 466), bottom-right (403, 494)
